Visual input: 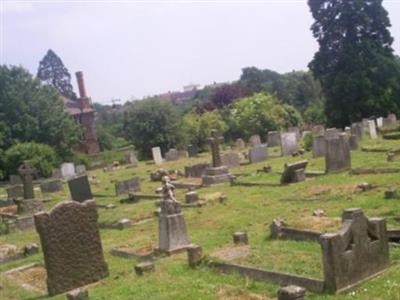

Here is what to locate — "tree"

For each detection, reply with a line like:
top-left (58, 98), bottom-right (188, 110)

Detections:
top-left (308, 0), bottom-right (400, 127)
top-left (37, 49), bottom-right (77, 100)
top-left (0, 65), bottom-right (81, 159)
top-left (123, 98), bottom-right (184, 158)
top-left (227, 93), bottom-right (303, 139)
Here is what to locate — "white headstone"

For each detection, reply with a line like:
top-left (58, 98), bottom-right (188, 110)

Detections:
top-left (152, 147), bottom-right (163, 165)
top-left (280, 132), bottom-right (298, 156)
top-left (60, 163), bottom-right (75, 179)
top-left (376, 117), bottom-right (383, 128)
top-left (368, 120), bottom-right (377, 139)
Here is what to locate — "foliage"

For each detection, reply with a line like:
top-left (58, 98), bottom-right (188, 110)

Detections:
top-left (72, 152), bottom-right (91, 168)
top-left (181, 111), bottom-right (228, 150)
top-left (0, 65), bottom-right (81, 159)
top-left (304, 100), bottom-right (327, 125)
top-left (123, 98), bottom-right (184, 158)
top-left (200, 82), bottom-right (249, 111)
top-left (3, 142), bottom-right (58, 178)
top-left (227, 93), bottom-right (303, 139)
top-left (308, 0), bottom-right (400, 127)
top-left (383, 132), bottom-right (400, 140)
top-left (302, 132), bottom-right (314, 152)
top-left (37, 49), bottom-right (77, 100)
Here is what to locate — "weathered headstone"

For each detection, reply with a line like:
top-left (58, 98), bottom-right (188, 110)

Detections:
top-left (125, 151), bottom-right (138, 166)
top-left (235, 138), bottom-right (246, 149)
top-left (221, 152), bottom-right (241, 168)
top-left (18, 161), bottom-right (35, 200)
top-left (312, 135), bottom-right (326, 158)
top-left (6, 184), bottom-right (23, 200)
top-left (68, 175), bottom-right (93, 202)
top-left (312, 125), bottom-right (325, 136)
top-left (187, 144), bottom-right (199, 157)
top-left (60, 163), bottom-right (75, 179)
top-left (324, 128), bottom-right (339, 140)
top-left (248, 144), bottom-right (268, 163)
top-left (248, 135), bottom-right (261, 147)
top-left (185, 163), bottom-right (210, 178)
top-left (325, 133), bottom-right (351, 173)
top-left (202, 130), bottom-right (231, 185)
top-left (320, 208), bottom-right (390, 293)
top-left (348, 134), bottom-right (358, 151)
top-left (115, 177), bottom-right (141, 196)
top-left (267, 131), bottom-right (281, 147)
top-left (158, 177), bottom-right (191, 254)
top-left (351, 122), bottom-right (363, 141)
top-left (177, 150), bottom-right (189, 159)
top-left (367, 120), bottom-right (377, 139)
top-left (40, 179), bottom-right (63, 193)
top-left (280, 160), bottom-right (308, 184)
top-left (165, 148), bottom-right (179, 161)
top-left (9, 174), bottom-right (22, 185)
top-left (376, 117), bottom-right (383, 128)
top-left (152, 147), bottom-right (163, 165)
top-left (280, 132), bottom-right (298, 156)
top-left (34, 200), bottom-right (109, 295)
top-left (75, 165), bottom-right (87, 176)
top-left (288, 126), bottom-right (301, 140)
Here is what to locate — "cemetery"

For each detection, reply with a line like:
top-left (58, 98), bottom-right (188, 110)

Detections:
top-left (2, 1), bottom-right (400, 299)
top-left (1, 121), bottom-right (400, 299)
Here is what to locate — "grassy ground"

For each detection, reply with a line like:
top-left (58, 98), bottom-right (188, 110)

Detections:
top-left (1, 136), bottom-right (400, 300)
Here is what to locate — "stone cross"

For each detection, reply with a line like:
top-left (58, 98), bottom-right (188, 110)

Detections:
top-left (208, 130), bottom-right (224, 168)
top-left (18, 160), bottom-right (35, 199)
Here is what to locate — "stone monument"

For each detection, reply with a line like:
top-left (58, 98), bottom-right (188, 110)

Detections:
top-left (202, 130), bottom-right (231, 185)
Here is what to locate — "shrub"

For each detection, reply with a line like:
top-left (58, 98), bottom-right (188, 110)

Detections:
top-left (3, 142), bottom-right (59, 178)
top-left (302, 132), bottom-right (314, 151)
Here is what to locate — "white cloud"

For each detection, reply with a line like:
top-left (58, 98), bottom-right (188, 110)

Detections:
top-left (2, 1), bottom-right (34, 14)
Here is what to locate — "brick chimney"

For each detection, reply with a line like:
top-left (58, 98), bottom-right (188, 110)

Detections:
top-left (75, 71), bottom-right (91, 110)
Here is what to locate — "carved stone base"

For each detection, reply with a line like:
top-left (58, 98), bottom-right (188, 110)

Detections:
top-left (158, 213), bottom-right (191, 254)
top-left (202, 166), bottom-right (232, 186)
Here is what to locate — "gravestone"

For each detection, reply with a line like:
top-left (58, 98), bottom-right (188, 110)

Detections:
top-left (280, 160), bottom-right (308, 184)
top-left (68, 175), bottom-right (93, 202)
top-left (235, 138), bottom-right (246, 149)
top-left (248, 135), bottom-right (261, 147)
top-left (351, 122), bottom-right (363, 141)
top-left (184, 163), bottom-right (210, 178)
top-left (6, 184), bottom-right (23, 200)
top-left (325, 133), bottom-right (351, 173)
top-left (312, 135), bottom-right (326, 158)
top-left (187, 144), bottom-right (199, 157)
top-left (324, 128), bottom-right (339, 140)
top-left (125, 151), bottom-right (138, 166)
top-left (248, 144), bottom-right (268, 163)
top-left (288, 126), bottom-right (301, 140)
top-left (60, 163), bottom-right (75, 179)
top-left (349, 134), bottom-right (358, 150)
top-left (34, 200), bottom-right (109, 295)
top-left (177, 150), bottom-right (189, 159)
top-left (18, 161), bottom-right (35, 200)
top-left (312, 125), bottom-right (325, 136)
top-left (202, 130), bottom-right (231, 185)
top-left (221, 152), bottom-right (241, 168)
top-left (165, 149), bottom-right (179, 161)
top-left (52, 168), bottom-right (62, 179)
top-left (368, 120), bottom-right (377, 139)
top-left (280, 132), bottom-right (298, 156)
top-left (152, 147), bottom-right (163, 165)
top-left (40, 179), bottom-right (63, 193)
top-left (158, 177), bottom-right (191, 254)
top-left (320, 208), bottom-right (390, 293)
top-left (115, 177), bottom-right (141, 196)
top-left (75, 165), bottom-right (87, 176)
top-left (9, 174), bottom-right (22, 185)
top-left (376, 117), bottom-right (383, 128)
top-left (267, 131), bottom-right (281, 147)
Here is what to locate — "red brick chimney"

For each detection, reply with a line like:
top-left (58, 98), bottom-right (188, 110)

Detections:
top-left (76, 71), bottom-right (87, 99)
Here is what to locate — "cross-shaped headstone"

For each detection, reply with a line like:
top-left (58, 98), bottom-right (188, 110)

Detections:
top-left (208, 129), bottom-right (224, 168)
top-left (18, 160), bottom-right (35, 199)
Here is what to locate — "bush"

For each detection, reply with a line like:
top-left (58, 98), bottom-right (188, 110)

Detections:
top-left (302, 132), bottom-right (314, 151)
top-left (383, 132), bottom-right (400, 140)
top-left (72, 153), bottom-right (90, 168)
top-left (3, 142), bottom-right (59, 178)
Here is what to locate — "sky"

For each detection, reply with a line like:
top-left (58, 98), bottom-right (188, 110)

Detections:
top-left (1, 0), bottom-right (400, 104)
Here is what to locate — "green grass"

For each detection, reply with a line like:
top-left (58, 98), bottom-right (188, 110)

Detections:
top-left (2, 137), bottom-right (400, 299)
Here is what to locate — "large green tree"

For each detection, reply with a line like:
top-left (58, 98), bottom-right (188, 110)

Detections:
top-left (0, 65), bottom-right (81, 159)
top-left (123, 98), bottom-right (184, 158)
top-left (37, 49), bottom-right (77, 100)
top-left (308, 0), bottom-right (400, 127)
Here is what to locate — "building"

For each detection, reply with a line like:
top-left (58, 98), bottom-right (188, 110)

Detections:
top-left (63, 72), bottom-right (100, 155)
